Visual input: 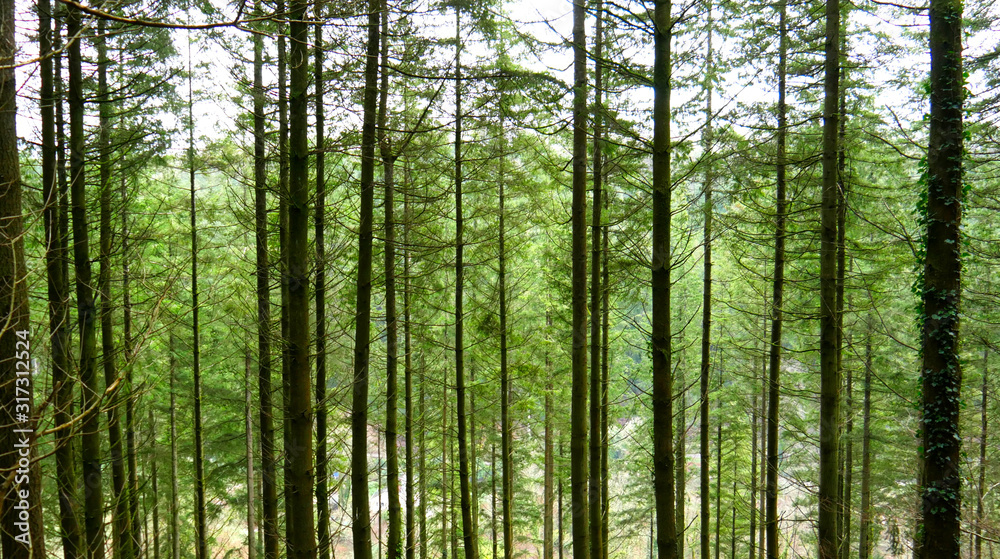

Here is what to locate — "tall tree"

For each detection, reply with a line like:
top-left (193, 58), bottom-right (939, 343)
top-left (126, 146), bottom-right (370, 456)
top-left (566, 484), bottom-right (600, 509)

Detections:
top-left (353, 0), bottom-right (381, 554)
top-left (187, 35), bottom-right (208, 559)
top-left (698, 5), bottom-right (714, 558)
top-left (253, 11), bottom-right (279, 559)
top-left (315, 1), bottom-right (331, 558)
top-left (590, 0), bottom-right (605, 555)
top-left (68, 3), bottom-right (106, 555)
top-left (570, 0), bottom-right (590, 559)
top-left (452, 8), bottom-right (478, 559)
top-left (41, 0), bottom-right (83, 554)
top-left (858, 314), bottom-right (873, 559)
top-left (379, 2), bottom-right (402, 556)
top-left (287, 0), bottom-right (317, 546)
top-left (765, 2), bottom-right (788, 556)
top-left (0, 0), bottom-right (35, 552)
top-left (919, 0), bottom-right (964, 550)
top-left (818, 0), bottom-right (842, 554)
top-left (651, 0), bottom-right (678, 553)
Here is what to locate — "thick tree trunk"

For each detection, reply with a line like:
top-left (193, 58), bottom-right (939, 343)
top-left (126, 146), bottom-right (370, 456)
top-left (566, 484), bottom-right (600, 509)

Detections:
top-left (765, 2), bottom-right (787, 556)
top-left (42, 2), bottom-right (82, 555)
top-left (571, 0), bottom-right (590, 558)
top-left (253, 17), bottom-right (279, 559)
top-left (287, 0), bottom-right (316, 549)
top-left (919, 0), bottom-right (964, 553)
top-left (0, 0), bottom-right (36, 552)
top-left (652, 0), bottom-right (677, 555)
top-left (353, 0), bottom-right (381, 554)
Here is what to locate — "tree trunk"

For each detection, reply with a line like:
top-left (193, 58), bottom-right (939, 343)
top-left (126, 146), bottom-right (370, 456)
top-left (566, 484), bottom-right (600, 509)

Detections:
top-left (42, 1), bottom-right (82, 554)
top-left (247, 354), bottom-right (257, 559)
top-left (404, 163), bottom-right (416, 559)
top-left (99, 25), bottom-right (132, 557)
top-left (699, 5), bottom-right (714, 558)
top-left (452, 10), bottom-right (478, 559)
top-left (858, 314), bottom-right (873, 559)
top-left (976, 348), bottom-right (988, 559)
top-left (378, 3), bottom-right (402, 557)
top-left (254, 15), bottom-right (279, 559)
top-left (750, 360), bottom-right (758, 559)
top-left (353, 0), bottom-right (380, 553)
top-left (559, 443), bottom-right (564, 559)
top-left (315, 2), bottom-right (330, 558)
top-left (544, 314), bottom-right (554, 559)
top-left (590, 1), bottom-right (605, 556)
top-left (0, 0), bottom-right (35, 551)
top-left (68, 2), bottom-right (106, 554)
top-left (499, 98), bottom-right (514, 559)
top-left (187, 37), bottom-right (209, 559)
top-left (765, 1), bottom-right (787, 556)
top-left (919, 0), bottom-right (964, 552)
top-left (652, 0), bottom-right (677, 554)
top-left (571, 0), bottom-right (591, 557)
top-left (150, 408), bottom-right (160, 559)
top-left (169, 329), bottom-right (180, 559)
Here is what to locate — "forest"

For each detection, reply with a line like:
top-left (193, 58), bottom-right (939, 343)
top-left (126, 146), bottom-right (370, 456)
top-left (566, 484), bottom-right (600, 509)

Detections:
top-left (0, 0), bottom-right (996, 556)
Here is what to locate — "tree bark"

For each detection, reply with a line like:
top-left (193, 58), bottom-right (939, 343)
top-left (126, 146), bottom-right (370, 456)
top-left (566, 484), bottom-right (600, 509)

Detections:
top-left (98, 23), bottom-right (132, 557)
top-left (246, 354), bottom-right (257, 559)
top-left (571, 0), bottom-right (590, 557)
top-left (0, 0), bottom-right (36, 552)
top-left (254, 15), bottom-right (279, 559)
top-left (378, 4), bottom-right (401, 557)
top-left (699, 6), bottom-right (714, 559)
top-left (652, 0), bottom-right (678, 554)
top-left (353, 0), bottom-right (381, 554)
top-left (42, 1), bottom-right (82, 555)
top-left (68, 3), bottom-right (106, 555)
top-left (315, 2), bottom-right (330, 558)
top-left (858, 314), bottom-right (873, 559)
top-left (590, 1), bottom-right (605, 555)
top-left (765, 2), bottom-right (787, 556)
top-left (169, 328), bottom-right (180, 559)
top-left (919, 0), bottom-right (964, 552)
top-left (975, 348), bottom-right (987, 559)
top-left (187, 37), bottom-right (208, 559)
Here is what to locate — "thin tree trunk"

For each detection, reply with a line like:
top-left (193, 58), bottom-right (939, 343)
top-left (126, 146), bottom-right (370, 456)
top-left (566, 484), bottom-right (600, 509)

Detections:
top-left (976, 348), bottom-right (988, 559)
top-left (558, 443), bottom-right (564, 559)
top-left (169, 329), bottom-right (180, 559)
top-left (750, 361), bottom-right (758, 559)
top-left (378, 3), bottom-right (401, 557)
top-left (187, 37), bottom-right (208, 559)
top-left (254, 15), bottom-right (279, 559)
top-left (452, 10), bottom-right (477, 559)
top-left (499, 99), bottom-right (513, 559)
top-left (353, 0), bottom-right (381, 554)
top-left (699, 4), bottom-right (714, 557)
top-left (601, 153), bottom-right (611, 559)
top-left (315, 2), bottom-right (331, 557)
top-left (99, 22), bottom-right (132, 558)
top-left (544, 312), bottom-right (554, 559)
top-left (247, 353), bottom-right (257, 559)
top-left (652, 0), bottom-right (677, 553)
top-left (858, 314), bottom-right (873, 559)
top-left (492, 444), bottom-right (499, 559)
top-left (590, 0), bottom-right (605, 555)
top-left (919, 0), bottom-right (964, 552)
top-left (443, 372), bottom-right (450, 559)
top-left (714, 408), bottom-right (721, 559)
top-left (68, 2), bottom-right (105, 553)
top-left (42, 2), bottom-right (82, 554)
top-left (765, 2), bottom-right (787, 556)
top-left (571, 0), bottom-right (591, 557)
top-left (404, 165), bottom-right (416, 559)
top-left (150, 408), bottom-right (160, 559)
